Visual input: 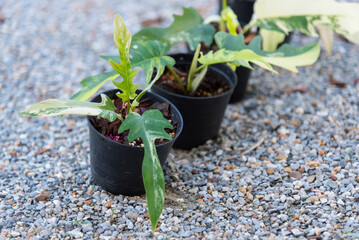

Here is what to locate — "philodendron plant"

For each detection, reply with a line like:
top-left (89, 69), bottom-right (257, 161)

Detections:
top-left (217, 0), bottom-right (359, 52)
top-left (21, 14), bottom-right (177, 231)
top-left (131, 7), bottom-right (321, 93)
top-left (254, 0), bottom-right (359, 52)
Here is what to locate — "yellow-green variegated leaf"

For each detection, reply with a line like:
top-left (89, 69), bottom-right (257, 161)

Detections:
top-left (198, 48), bottom-right (274, 73)
top-left (112, 13), bottom-right (140, 102)
top-left (71, 71), bottom-right (120, 101)
top-left (133, 7), bottom-right (215, 52)
top-left (221, 7), bottom-right (240, 35)
top-left (119, 110), bottom-right (172, 232)
top-left (254, 0), bottom-right (359, 48)
top-left (215, 32), bottom-right (320, 73)
top-left (21, 94), bottom-right (118, 122)
top-left (260, 29), bottom-right (286, 51)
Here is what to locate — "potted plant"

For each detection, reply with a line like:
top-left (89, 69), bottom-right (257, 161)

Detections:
top-left (131, 7), bottom-right (321, 149)
top-left (176, 0), bottom-right (359, 102)
top-left (21, 13), bottom-right (184, 232)
top-left (253, 0), bottom-right (359, 53)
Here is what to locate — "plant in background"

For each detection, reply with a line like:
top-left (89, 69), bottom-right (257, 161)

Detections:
top-left (21, 13), bottom-right (177, 232)
top-left (205, 0), bottom-right (359, 52)
top-left (254, 0), bottom-right (359, 52)
top-left (132, 7), bottom-right (321, 93)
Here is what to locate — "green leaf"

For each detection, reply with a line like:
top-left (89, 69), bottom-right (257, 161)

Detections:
top-left (71, 71), bottom-right (120, 101)
top-left (102, 41), bottom-right (175, 85)
top-left (111, 13), bottom-right (140, 102)
top-left (253, 0), bottom-right (359, 51)
top-left (20, 94), bottom-right (118, 122)
top-left (215, 32), bottom-right (320, 73)
top-left (130, 40), bottom-right (175, 85)
top-left (133, 7), bottom-right (215, 52)
top-left (103, 41), bottom-right (175, 108)
top-left (198, 47), bottom-right (274, 73)
top-left (119, 110), bottom-right (173, 232)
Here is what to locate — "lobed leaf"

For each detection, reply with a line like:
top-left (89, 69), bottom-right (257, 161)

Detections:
top-left (103, 41), bottom-right (175, 85)
top-left (20, 94), bottom-right (118, 122)
top-left (132, 40), bottom-right (175, 85)
top-left (133, 7), bottom-right (215, 52)
top-left (111, 13), bottom-right (139, 102)
top-left (103, 40), bottom-right (175, 108)
top-left (119, 110), bottom-right (173, 232)
top-left (254, 0), bottom-right (359, 52)
top-left (215, 32), bottom-right (320, 73)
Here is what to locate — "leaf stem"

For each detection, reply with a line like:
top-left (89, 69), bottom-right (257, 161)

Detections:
top-left (195, 64), bottom-right (206, 73)
top-left (166, 66), bottom-right (185, 92)
top-left (127, 100), bottom-right (132, 114)
top-left (187, 44), bottom-right (202, 92)
top-left (117, 114), bottom-right (124, 122)
top-left (222, 0), bottom-right (227, 10)
top-left (241, 20), bottom-right (256, 35)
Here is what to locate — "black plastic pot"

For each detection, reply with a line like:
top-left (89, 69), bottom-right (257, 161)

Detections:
top-left (151, 54), bottom-right (237, 150)
top-left (230, 66), bottom-right (252, 103)
top-left (88, 89), bottom-right (183, 196)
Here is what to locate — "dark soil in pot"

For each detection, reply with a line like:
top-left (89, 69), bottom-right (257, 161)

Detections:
top-left (88, 89), bottom-right (183, 196)
top-left (193, 22), bottom-right (255, 103)
top-left (151, 54), bottom-right (237, 150)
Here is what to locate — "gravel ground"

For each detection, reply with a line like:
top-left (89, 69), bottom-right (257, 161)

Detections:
top-left (1, 0), bottom-right (359, 239)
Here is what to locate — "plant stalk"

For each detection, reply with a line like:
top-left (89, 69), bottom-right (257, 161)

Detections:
top-left (194, 64), bottom-right (206, 73)
top-left (222, 0), bottom-right (227, 11)
top-left (187, 44), bottom-right (202, 92)
top-left (126, 100), bottom-right (131, 114)
top-left (166, 66), bottom-right (185, 92)
top-left (219, 0), bottom-right (227, 32)
top-left (117, 114), bottom-right (124, 122)
top-left (241, 20), bottom-right (256, 35)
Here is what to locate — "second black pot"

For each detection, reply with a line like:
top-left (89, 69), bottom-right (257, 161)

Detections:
top-left (230, 66), bottom-right (252, 103)
top-left (219, 0), bottom-right (256, 27)
top-left (88, 89), bottom-right (183, 196)
top-left (151, 54), bottom-right (237, 150)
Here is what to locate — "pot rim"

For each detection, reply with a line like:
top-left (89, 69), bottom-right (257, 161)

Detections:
top-left (152, 61), bottom-right (237, 101)
top-left (87, 89), bottom-right (183, 149)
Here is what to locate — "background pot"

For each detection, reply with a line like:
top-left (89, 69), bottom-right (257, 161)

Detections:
top-left (151, 54), bottom-right (237, 149)
top-left (230, 66), bottom-right (252, 103)
top-left (88, 89), bottom-right (183, 196)
top-left (219, 0), bottom-right (256, 27)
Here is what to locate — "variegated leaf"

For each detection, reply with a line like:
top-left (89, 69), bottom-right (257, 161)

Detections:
top-left (119, 110), bottom-right (172, 232)
top-left (71, 71), bottom-right (119, 101)
top-left (215, 32), bottom-right (320, 73)
top-left (254, 0), bottom-right (359, 50)
top-left (112, 13), bottom-right (140, 102)
top-left (21, 94), bottom-right (118, 122)
top-left (221, 7), bottom-right (239, 35)
top-left (198, 48), bottom-right (274, 72)
top-left (259, 29), bottom-right (286, 51)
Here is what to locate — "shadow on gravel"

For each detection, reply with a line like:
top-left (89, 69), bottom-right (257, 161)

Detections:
top-left (164, 184), bottom-right (196, 211)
